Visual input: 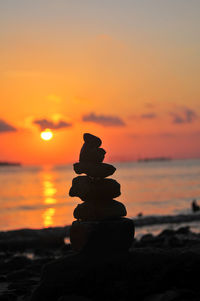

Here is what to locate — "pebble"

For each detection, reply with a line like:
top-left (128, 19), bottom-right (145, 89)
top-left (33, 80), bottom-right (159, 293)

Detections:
top-left (73, 200), bottom-right (127, 221)
top-left (83, 133), bottom-right (102, 147)
top-left (69, 176), bottom-right (121, 201)
top-left (73, 162), bottom-right (116, 178)
top-left (79, 145), bottom-right (106, 163)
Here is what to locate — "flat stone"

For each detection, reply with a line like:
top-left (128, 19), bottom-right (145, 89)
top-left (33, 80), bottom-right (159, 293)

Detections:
top-left (70, 218), bottom-right (134, 252)
top-left (73, 200), bottom-right (127, 221)
top-left (73, 162), bottom-right (116, 178)
top-left (83, 133), bottom-right (102, 147)
top-left (79, 144), bottom-right (106, 163)
top-left (69, 176), bottom-right (91, 199)
top-left (69, 176), bottom-right (121, 201)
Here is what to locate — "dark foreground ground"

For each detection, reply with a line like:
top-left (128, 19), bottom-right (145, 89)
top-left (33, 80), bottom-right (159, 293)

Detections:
top-left (1, 225), bottom-right (200, 301)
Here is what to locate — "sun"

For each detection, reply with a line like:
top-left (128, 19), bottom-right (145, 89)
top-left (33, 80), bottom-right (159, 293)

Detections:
top-left (40, 129), bottom-right (53, 141)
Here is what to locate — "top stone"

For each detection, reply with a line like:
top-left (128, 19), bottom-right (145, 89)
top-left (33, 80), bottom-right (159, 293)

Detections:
top-left (83, 133), bottom-right (102, 148)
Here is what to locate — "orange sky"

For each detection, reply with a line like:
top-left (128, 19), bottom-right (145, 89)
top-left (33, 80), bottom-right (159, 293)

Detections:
top-left (0, 1), bottom-right (200, 164)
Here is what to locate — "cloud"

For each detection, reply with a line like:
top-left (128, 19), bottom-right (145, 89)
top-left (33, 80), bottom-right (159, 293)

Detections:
top-left (129, 112), bottom-right (157, 120)
top-left (185, 109), bottom-right (198, 122)
top-left (130, 131), bottom-right (200, 140)
top-left (129, 132), bottom-right (176, 139)
top-left (33, 118), bottom-right (72, 131)
top-left (158, 132), bottom-right (176, 137)
top-left (171, 114), bottom-right (184, 124)
top-left (82, 112), bottom-right (126, 127)
top-left (140, 113), bottom-right (157, 119)
top-left (145, 103), bottom-right (155, 108)
top-left (171, 108), bottom-right (198, 124)
top-left (0, 119), bottom-right (17, 133)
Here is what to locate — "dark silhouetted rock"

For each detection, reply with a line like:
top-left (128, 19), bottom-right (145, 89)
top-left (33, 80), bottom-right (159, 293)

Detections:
top-left (58, 295), bottom-right (92, 301)
top-left (31, 251), bottom-right (130, 301)
top-left (7, 269), bottom-right (32, 281)
top-left (68, 133), bottom-right (132, 253)
top-left (0, 292), bottom-right (18, 300)
top-left (70, 218), bottom-right (134, 252)
top-left (0, 226), bottom-right (69, 251)
top-left (73, 199), bottom-right (127, 221)
top-left (0, 256), bottom-right (31, 272)
top-left (79, 145), bottom-right (106, 163)
top-left (31, 133), bottom-right (135, 301)
top-left (83, 133), bottom-right (102, 147)
top-left (73, 162), bottom-right (116, 178)
top-left (143, 290), bottom-right (180, 301)
top-left (69, 176), bottom-right (121, 201)
top-left (30, 224), bottom-right (200, 301)
top-left (0, 275), bottom-right (6, 282)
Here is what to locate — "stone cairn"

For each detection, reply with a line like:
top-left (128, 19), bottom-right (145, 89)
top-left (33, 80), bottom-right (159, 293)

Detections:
top-left (69, 133), bottom-right (135, 253)
top-left (30, 133), bottom-right (135, 301)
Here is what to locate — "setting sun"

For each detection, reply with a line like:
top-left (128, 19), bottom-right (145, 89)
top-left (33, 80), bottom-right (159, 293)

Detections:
top-left (40, 129), bottom-right (53, 141)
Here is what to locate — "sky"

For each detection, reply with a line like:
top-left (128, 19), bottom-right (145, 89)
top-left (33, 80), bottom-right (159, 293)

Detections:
top-left (0, 0), bottom-right (200, 164)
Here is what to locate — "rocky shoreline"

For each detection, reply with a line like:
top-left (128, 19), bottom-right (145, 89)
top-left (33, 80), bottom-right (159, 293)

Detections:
top-left (1, 133), bottom-right (200, 301)
top-left (0, 225), bottom-right (200, 301)
top-left (1, 212), bottom-right (200, 251)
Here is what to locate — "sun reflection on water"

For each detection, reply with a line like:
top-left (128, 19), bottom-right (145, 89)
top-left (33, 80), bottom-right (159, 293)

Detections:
top-left (42, 169), bottom-right (57, 227)
top-left (43, 208), bottom-right (55, 227)
top-left (43, 180), bottom-right (57, 197)
top-left (44, 197), bottom-right (57, 205)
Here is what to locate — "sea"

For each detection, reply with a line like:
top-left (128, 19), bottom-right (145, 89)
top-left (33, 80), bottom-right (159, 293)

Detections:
top-left (0, 159), bottom-right (200, 237)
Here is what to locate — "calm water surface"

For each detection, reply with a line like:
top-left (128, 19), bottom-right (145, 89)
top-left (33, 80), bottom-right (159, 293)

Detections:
top-left (0, 159), bottom-right (200, 231)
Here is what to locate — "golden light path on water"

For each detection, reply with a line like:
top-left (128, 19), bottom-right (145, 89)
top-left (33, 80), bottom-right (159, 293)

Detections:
top-left (42, 170), bottom-right (57, 227)
top-left (0, 159), bottom-right (200, 231)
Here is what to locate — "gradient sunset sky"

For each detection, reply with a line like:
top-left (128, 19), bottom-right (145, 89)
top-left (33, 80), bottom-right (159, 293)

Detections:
top-left (1, 0), bottom-right (200, 164)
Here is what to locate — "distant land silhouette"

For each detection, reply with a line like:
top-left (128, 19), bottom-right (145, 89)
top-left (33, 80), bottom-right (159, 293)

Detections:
top-left (0, 161), bottom-right (21, 166)
top-left (138, 157), bottom-right (171, 162)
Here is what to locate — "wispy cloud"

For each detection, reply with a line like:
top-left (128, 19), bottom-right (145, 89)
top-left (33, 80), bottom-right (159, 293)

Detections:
top-left (129, 131), bottom-right (200, 139)
top-left (0, 119), bottom-right (17, 133)
top-left (33, 118), bottom-right (72, 131)
top-left (82, 112), bottom-right (126, 127)
top-left (140, 113), bottom-right (157, 119)
top-left (145, 102), bottom-right (155, 108)
top-left (129, 112), bottom-right (157, 120)
top-left (170, 108), bottom-right (198, 124)
top-left (129, 132), bottom-right (176, 139)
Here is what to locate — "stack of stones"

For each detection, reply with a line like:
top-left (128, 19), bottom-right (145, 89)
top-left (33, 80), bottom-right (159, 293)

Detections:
top-left (69, 133), bottom-right (134, 253)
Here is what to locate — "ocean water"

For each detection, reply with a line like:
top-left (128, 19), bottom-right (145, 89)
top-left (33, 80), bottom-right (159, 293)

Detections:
top-left (0, 159), bottom-right (200, 232)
